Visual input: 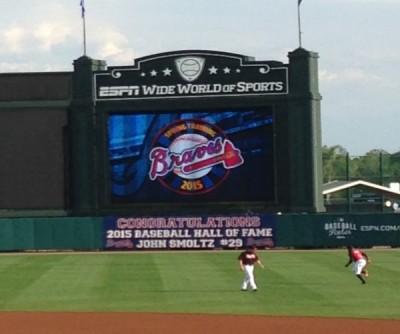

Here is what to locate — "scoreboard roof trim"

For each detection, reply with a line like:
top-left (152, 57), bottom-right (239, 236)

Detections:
top-left (93, 49), bottom-right (289, 101)
top-left (101, 49), bottom-right (287, 72)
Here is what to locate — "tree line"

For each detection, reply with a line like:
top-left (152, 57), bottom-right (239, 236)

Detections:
top-left (322, 145), bottom-right (400, 186)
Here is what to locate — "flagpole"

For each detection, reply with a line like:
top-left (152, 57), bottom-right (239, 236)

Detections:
top-left (83, 16), bottom-right (87, 55)
top-left (297, 0), bottom-right (303, 48)
top-left (81, 0), bottom-right (87, 56)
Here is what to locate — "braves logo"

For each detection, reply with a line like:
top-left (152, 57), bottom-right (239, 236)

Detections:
top-left (148, 119), bottom-right (244, 195)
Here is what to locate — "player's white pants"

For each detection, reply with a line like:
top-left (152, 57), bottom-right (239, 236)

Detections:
top-left (241, 264), bottom-right (257, 290)
top-left (351, 258), bottom-right (367, 275)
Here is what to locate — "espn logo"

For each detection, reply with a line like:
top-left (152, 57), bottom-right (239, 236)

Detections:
top-left (99, 86), bottom-right (140, 97)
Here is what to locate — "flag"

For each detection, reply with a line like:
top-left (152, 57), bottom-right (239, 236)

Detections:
top-left (80, 0), bottom-right (85, 18)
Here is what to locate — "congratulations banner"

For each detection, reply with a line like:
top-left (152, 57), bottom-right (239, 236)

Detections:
top-left (103, 214), bottom-right (276, 250)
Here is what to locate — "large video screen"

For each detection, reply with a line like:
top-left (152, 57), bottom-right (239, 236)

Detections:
top-left (108, 109), bottom-right (275, 203)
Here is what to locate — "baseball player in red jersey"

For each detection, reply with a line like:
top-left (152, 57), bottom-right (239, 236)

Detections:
top-left (238, 245), bottom-right (264, 291)
top-left (345, 246), bottom-right (371, 284)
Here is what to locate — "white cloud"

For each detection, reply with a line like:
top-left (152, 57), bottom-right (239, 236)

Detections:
top-left (1, 19), bottom-right (77, 55)
top-left (358, 49), bottom-right (400, 62)
top-left (92, 29), bottom-right (136, 65)
top-left (319, 69), bottom-right (338, 82)
top-left (319, 67), bottom-right (382, 85)
top-left (111, 50), bottom-right (136, 65)
top-left (0, 61), bottom-right (29, 72)
top-left (343, 68), bottom-right (377, 81)
top-left (2, 26), bottom-right (26, 53)
top-left (33, 22), bottom-right (73, 51)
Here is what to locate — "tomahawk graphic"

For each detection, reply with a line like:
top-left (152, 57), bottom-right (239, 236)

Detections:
top-left (182, 140), bottom-right (244, 174)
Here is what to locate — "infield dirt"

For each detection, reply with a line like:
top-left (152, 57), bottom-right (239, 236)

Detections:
top-left (1, 312), bottom-right (400, 334)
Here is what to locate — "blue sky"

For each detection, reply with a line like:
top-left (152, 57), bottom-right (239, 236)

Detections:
top-left (0, 0), bottom-right (399, 155)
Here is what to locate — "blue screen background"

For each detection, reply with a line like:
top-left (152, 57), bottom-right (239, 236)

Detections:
top-left (108, 109), bottom-right (275, 203)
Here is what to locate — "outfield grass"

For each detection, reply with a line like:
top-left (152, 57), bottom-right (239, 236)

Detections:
top-left (0, 250), bottom-right (399, 319)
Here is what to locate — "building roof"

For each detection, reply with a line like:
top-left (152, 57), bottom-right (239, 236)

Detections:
top-left (322, 180), bottom-right (400, 198)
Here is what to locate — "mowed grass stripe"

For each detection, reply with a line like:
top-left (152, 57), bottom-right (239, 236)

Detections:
top-left (257, 251), bottom-right (346, 317)
top-left (0, 256), bottom-right (59, 307)
top-left (262, 250), bottom-right (400, 319)
top-left (149, 252), bottom-right (239, 313)
top-left (1, 255), bottom-right (114, 310)
top-left (0, 250), bottom-right (399, 319)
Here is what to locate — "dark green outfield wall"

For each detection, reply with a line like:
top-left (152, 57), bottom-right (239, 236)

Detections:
top-left (276, 213), bottom-right (400, 248)
top-left (0, 214), bottom-right (399, 251)
top-left (0, 217), bottom-right (103, 251)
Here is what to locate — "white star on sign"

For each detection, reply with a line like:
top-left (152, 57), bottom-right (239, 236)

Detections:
top-left (223, 67), bottom-right (231, 74)
top-left (150, 70), bottom-right (157, 76)
top-left (163, 68), bottom-right (172, 76)
top-left (208, 66), bottom-right (218, 75)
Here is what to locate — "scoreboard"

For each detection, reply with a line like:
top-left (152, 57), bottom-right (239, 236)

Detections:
top-left (70, 48), bottom-right (324, 215)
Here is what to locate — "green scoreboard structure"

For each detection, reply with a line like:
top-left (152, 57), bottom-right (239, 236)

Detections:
top-left (70, 48), bottom-right (324, 215)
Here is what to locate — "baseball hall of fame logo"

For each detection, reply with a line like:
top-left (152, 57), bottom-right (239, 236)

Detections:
top-left (148, 119), bottom-right (244, 195)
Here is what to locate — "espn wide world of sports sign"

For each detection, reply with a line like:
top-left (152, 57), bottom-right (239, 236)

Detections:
top-left (103, 214), bottom-right (276, 250)
top-left (94, 50), bottom-right (288, 100)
